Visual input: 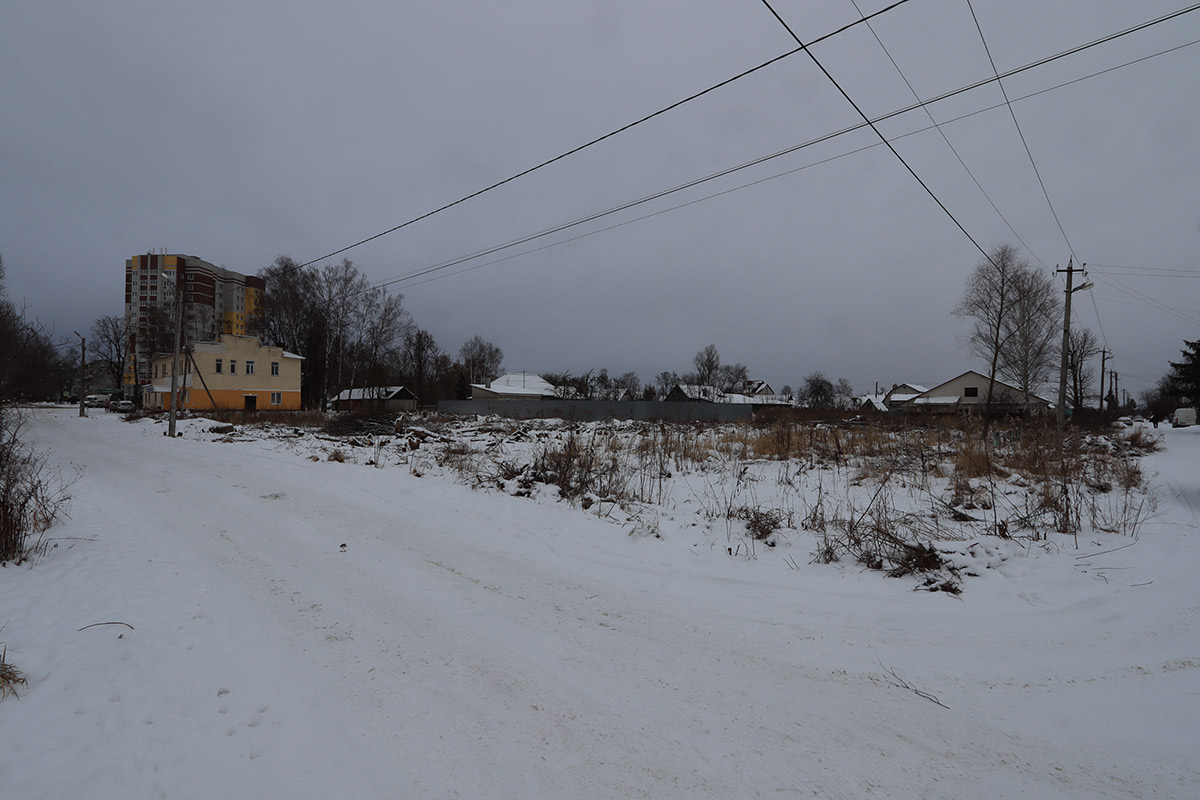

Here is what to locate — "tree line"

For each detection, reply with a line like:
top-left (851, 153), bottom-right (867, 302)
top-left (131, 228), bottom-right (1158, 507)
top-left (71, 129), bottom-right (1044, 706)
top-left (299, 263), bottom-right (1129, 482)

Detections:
top-left (249, 256), bottom-right (504, 408)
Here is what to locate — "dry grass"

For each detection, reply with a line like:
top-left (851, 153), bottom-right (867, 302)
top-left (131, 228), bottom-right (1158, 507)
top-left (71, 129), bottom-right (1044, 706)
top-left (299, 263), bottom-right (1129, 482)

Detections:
top-left (420, 412), bottom-right (1158, 577)
top-left (0, 643), bottom-right (26, 700)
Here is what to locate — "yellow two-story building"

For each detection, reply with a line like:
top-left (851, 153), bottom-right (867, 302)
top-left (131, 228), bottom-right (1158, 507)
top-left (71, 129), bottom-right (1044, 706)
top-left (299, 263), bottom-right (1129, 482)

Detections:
top-left (144, 335), bottom-right (303, 411)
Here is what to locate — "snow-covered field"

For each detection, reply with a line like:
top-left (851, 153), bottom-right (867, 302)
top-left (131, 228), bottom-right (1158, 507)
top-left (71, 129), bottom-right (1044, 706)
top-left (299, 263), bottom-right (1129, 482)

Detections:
top-left (2, 406), bottom-right (1198, 798)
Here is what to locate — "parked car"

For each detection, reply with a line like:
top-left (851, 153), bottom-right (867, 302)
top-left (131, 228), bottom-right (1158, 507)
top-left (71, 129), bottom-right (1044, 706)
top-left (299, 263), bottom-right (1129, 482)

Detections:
top-left (111, 399), bottom-right (135, 413)
top-left (84, 394), bottom-right (108, 408)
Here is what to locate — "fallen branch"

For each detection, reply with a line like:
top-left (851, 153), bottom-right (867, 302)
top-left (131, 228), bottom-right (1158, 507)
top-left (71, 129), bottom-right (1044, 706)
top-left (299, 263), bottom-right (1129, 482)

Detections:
top-left (77, 621), bottom-right (134, 632)
top-left (879, 658), bottom-right (949, 710)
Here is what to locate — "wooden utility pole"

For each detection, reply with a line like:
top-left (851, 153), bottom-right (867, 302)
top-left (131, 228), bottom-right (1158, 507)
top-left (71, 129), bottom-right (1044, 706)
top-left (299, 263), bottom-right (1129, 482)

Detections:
top-left (1056, 259), bottom-right (1090, 435)
top-left (75, 333), bottom-right (86, 417)
top-left (168, 269), bottom-right (184, 437)
top-left (1098, 349), bottom-right (1110, 412)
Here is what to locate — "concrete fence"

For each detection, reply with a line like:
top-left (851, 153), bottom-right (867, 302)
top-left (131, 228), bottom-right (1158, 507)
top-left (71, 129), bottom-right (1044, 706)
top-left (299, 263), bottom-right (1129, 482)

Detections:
top-left (437, 399), bottom-right (755, 422)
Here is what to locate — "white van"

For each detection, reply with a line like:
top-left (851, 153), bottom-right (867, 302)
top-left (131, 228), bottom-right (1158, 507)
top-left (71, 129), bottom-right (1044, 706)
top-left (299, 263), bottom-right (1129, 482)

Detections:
top-left (84, 394), bottom-right (108, 408)
top-left (1172, 407), bottom-right (1197, 428)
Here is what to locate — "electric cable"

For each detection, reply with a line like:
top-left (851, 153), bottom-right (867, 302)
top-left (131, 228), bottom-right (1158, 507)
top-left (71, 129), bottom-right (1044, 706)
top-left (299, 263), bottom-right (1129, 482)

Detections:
top-left (365, 36), bottom-right (1200, 293)
top-left (965, 0), bottom-right (1080, 263)
top-left (290, 2), bottom-right (1199, 276)
top-left (287, 0), bottom-right (918, 273)
top-left (1090, 272), bottom-right (1200, 326)
top-left (757, 0), bottom-right (996, 264)
top-left (849, 0), bottom-right (1049, 269)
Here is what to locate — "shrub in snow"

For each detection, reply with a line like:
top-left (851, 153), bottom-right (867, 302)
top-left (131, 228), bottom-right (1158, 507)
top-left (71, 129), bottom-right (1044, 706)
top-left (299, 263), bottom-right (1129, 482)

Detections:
top-left (0, 408), bottom-right (74, 565)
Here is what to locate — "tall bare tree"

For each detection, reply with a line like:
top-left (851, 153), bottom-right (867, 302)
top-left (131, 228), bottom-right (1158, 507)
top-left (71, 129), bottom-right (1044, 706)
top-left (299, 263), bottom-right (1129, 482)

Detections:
top-left (955, 244), bottom-right (1050, 435)
top-left (90, 315), bottom-right (130, 390)
top-left (0, 255), bottom-right (62, 401)
top-left (459, 335), bottom-right (503, 385)
top-left (997, 266), bottom-right (1061, 404)
top-left (402, 327), bottom-right (441, 404)
top-left (655, 371), bottom-right (680, 398)
top-left (693, 345), bottom-right (721, 388)
top-left (1066, 327), bottom-right (1100, 410)
top-left (614, 371), bottom-right (640, 400)
top-left (717, 362), bottom-right (749, 393)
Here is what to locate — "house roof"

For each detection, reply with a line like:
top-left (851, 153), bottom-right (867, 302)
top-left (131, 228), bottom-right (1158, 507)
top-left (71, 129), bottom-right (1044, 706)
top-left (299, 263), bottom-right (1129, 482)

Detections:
top-left (333, 386), bottom-right (414, 402)
top-left (671, 384), bottom-right (723, 402)
top-left (474, 373), bottom-right (558, 397)
top-left (909, 370), bottom-right (1054, 407)
top-left (858, 395), bottom-right (889, 411)
top-left (911, 395), bottom-right (960, 405)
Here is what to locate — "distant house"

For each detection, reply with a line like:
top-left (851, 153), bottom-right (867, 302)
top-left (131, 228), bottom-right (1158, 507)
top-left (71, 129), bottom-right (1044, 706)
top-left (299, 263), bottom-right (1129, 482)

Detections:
top-left (330, 386), bottom-right (417, 412)
top-left (471, 372), bottom-right (558, 400)
top-left (883, 383), bottom-right (929, 411)
top-left (143, 335), bottom-right (303, 411)
top-left (666, 384), bottom-right (723, 403)
top-left (730, 379), bottom-right (775, 397)
top-left (903, 371), bottom-right (1053, 414)
top-left (857, 395), bottom-right (889, 413)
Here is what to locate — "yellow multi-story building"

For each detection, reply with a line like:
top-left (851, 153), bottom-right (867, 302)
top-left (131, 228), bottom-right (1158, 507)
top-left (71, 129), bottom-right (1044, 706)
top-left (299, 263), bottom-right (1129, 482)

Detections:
top-left (143, 335), bottom-right (303, 411)
top-left (124, 252), bottom-right (265, 392)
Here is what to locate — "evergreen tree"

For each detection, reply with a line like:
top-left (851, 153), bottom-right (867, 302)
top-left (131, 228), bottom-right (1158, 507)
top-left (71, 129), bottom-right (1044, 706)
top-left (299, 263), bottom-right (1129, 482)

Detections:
top-left (1168, 339), bottom-right (1200, 403)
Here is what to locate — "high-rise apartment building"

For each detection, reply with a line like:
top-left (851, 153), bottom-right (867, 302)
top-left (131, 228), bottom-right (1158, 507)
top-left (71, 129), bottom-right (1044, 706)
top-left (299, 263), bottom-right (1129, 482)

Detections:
top-left (124, 252), bottom-right (264, 390)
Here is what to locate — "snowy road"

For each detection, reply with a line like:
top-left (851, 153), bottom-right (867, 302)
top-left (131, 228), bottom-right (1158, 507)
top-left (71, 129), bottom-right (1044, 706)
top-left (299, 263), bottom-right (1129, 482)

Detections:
top-left (2, 408), bottom-right (1198, 798)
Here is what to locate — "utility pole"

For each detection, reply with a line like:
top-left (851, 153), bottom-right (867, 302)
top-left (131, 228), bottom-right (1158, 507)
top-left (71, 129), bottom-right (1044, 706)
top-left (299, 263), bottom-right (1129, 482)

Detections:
top-left (1098, 349), bottom-right (1110, 412)
top-left (73, 332), bottom-right (86, 417)
top-left (167, 268), bottom-right (184, 437)
top-left (1112, 371), bottom-right (1120, 411)
top-left (1056, 259), bottom-right (1092, 435)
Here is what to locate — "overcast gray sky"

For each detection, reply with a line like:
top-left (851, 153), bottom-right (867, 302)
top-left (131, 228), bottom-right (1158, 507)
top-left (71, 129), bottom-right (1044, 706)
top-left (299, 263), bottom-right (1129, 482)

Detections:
top-left (3, 0), bottom-right (1198, 398)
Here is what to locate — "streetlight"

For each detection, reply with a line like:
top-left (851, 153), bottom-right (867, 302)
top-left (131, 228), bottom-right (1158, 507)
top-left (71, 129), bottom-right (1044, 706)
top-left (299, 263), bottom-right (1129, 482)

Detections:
top-left (72, 331), bottom-right (85, 417)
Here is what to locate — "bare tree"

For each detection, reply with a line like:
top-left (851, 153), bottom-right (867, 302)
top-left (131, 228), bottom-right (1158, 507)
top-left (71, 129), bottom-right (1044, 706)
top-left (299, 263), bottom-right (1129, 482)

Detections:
top-left (954, 244), bottom-right (1041, 435)
top-left (997, 266), bottom-right (1061, 404)
top-left (834, 378), bottom-right (855, 409)
top-left (316, 259), bottom-right (372, 403)
top-left (459, 335), bottom-right (503, 385)
top-left (594, 369), bottom-right (613, 400)
top-left (0, 255), bottom-right (62, 401)
top-left (693, 345), bottom-right (721, 388)
top-left (655, 371), bottom-right (680, 398)
top-left (614, 371), bottom-right (640, 400)
top-left (250, 256), bottom-right (321, 356)
top-left (716, 362), bottom-right (749, 393)
top-left (346, 287), bottom-right (411, 394)
top-left (1066, 327), bottom-right (1100, 410)
top-left (802, 372), bottom-right (835, 409)
top-left (401, 327), bottom-right (441, 404)
top-left (90, 315), bottom-right (130, 390)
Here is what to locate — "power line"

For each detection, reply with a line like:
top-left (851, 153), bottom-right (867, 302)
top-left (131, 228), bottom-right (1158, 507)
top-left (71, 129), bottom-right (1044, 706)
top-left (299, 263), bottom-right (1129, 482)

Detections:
top-left (965, 0), bottom-right (1078, 264)
top-left (757, 0), bottom-right (997, 264)
top-left (1090, 272), bottom-right (1200, 326)
top-left (366, 36), bottom-right (1200, 293)
top-left (288, 0), bottom-right (918, 272)
top-left (281, 1), bottom-right (1198, 283)
top-left (350, 10), bottom-right (1200, 293)
top-left (1089, 263), bottom-right (1200, 275)
top-left (848, 0), bottom-right (1049, 269)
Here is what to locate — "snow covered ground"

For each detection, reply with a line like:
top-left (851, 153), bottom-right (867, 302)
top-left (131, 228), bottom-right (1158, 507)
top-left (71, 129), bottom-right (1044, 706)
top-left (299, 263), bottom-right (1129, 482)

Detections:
top-left (2, 406), bottom-right (1198, 798)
